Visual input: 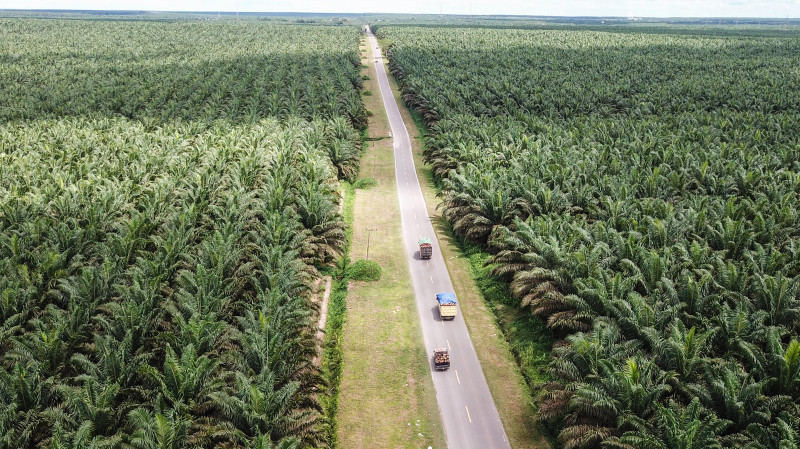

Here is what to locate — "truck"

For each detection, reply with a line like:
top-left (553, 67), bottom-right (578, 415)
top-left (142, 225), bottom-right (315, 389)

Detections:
top-left (434, 348), bottom-right (450, 370)
top-left (436, 292), bottom-right (458, 320)
top-left (419, 237), bottom-right (432, 260)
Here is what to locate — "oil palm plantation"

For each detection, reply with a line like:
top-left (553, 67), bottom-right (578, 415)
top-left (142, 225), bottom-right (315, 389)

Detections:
top-left (376, 22), bottom-right (800, 448)
top-left (0, 18), bottom-right (365, 447)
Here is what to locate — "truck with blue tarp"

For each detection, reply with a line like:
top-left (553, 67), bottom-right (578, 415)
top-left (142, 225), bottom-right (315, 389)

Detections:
top-left (436, 292), bottom-right (458, 320)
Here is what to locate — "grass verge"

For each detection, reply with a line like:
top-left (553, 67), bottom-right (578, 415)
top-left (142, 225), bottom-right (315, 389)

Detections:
top-left (320, 180), bottom-right (355, 448)
top-left (335, 35), bottom-right (445, 449)
top-left (381, 44), bottom-right (553, 448)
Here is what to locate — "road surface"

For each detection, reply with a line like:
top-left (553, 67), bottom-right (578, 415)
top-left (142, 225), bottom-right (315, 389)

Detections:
top-left (366, 27), bottom-right (512, 449)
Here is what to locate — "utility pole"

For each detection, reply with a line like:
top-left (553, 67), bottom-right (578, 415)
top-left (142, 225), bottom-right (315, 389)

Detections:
top-left (366, 228), bottom-right (378, 260)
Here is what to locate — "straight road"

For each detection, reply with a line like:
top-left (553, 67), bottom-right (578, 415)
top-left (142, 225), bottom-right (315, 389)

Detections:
top-left (366, 27), bottom-right (512, 449)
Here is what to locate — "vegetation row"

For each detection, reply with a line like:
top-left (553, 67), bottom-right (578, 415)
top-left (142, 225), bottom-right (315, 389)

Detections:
top-left (1, 19), bottom-right (365, 449)
top-left (376, 24), bottom-right (800, 448)
top-left (0, 19), bottom-right (367, 127)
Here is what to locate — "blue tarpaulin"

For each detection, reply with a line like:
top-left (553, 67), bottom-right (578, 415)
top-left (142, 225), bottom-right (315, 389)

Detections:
top-left (436, 292), bottom-right (457, 305)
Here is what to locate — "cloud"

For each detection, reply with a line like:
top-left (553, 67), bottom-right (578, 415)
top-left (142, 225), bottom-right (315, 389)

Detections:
top-left (1, 0), bottom-right (799, 17)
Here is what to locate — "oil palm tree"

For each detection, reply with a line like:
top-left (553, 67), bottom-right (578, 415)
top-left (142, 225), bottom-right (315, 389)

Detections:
top-left (440, 164), bottom-right (530, 243)
top-left (127, 408), bottom-right (191, 449)
top-left (604, 398), bottom-right (730, 449)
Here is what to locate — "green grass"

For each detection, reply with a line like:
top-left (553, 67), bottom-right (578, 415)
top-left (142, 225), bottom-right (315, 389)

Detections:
top-left (352, 177), bottom-right (377, 189)
top-left (335, 36), bottom-right (445, 449)
top-left (392, 66), bottom-right (553, 447)
top-left (321, 181), bottom-right (356, 448)
top-left (465, 251), bottom-right (553, 387)
top-left (406, 106), bottom-right (428, 141)
top-left (401, 80), bottom-right (554, 397)
top-left (347, 259), bottom-right (381, 281)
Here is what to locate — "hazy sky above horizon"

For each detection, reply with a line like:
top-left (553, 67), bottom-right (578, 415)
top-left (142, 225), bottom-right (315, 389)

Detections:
top-left (3, 0), bottom-right (800, 18)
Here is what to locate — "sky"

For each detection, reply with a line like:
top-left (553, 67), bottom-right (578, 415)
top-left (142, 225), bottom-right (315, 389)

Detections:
top-left (2, 0), bottom-right (800, 18)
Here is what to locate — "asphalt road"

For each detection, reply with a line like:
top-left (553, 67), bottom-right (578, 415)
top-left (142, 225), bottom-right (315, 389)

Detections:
top-left (367, 28), bottom-right (512, 449)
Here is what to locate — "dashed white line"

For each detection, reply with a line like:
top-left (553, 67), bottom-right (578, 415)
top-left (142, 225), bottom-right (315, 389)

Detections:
top-left (368, 29), bottom-right (508, 448)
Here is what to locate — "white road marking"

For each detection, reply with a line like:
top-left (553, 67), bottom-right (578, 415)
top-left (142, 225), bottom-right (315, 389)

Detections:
top-left (430, 276), bottom-right (434, 284)
top-left (367, 29), bottom-right (510, 448)
top-left (447, 340), bottom-right (451, 351)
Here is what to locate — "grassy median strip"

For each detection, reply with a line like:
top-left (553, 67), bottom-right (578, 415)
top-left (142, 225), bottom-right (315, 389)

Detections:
top-left (380, 45), bottom-right (552, 449)
top-left (335, 36), bottom-right (445, 449)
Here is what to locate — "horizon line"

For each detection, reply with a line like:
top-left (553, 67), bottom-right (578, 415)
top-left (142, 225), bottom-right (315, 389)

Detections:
top-left (2, 8), bottom-right (799, 20)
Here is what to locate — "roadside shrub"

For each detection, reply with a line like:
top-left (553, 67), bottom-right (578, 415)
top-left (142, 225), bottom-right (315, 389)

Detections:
top-left (353, 177), bottom-right (377, 189)
top-left (348, 259), bottom-right (381, 281)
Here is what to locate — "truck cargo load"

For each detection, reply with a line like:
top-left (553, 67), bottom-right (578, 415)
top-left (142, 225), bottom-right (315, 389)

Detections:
top-left (434, 348), bottom-right (450, 370)
top-left (436, 292), bottom-right (458, 320)
top-left (419, 237), bottom-right (432, 259)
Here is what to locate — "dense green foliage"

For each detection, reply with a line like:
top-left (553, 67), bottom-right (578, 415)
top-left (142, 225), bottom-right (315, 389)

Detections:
top-left (346, 260), bottom-right (381, 281)
top-left (377, 24), bottom-right (800, 448)
top-left (464, 249), bottom-right (553, 387)
top-left (319, 181), bottom-right (357, 449)
top-left (1, 19), bottom-right (365, 449)
top-left (351, 177), bottom-right (377, 189)
top-left (0, 19), bottom-right (367, 128)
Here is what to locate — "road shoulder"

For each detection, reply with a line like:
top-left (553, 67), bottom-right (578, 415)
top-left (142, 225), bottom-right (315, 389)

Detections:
top-left (378, 37), bottom-right (551, 449)
top-left (335, 34), bottom-right (446, 449)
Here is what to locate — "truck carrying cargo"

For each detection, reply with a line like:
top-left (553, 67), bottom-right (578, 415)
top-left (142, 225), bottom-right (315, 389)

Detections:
top-left (434, 348), bottom-right (450, 370)
top-left (419, 237), bottom-right (432, 259)
top-left (436, 292), bottom-right (458, 320)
